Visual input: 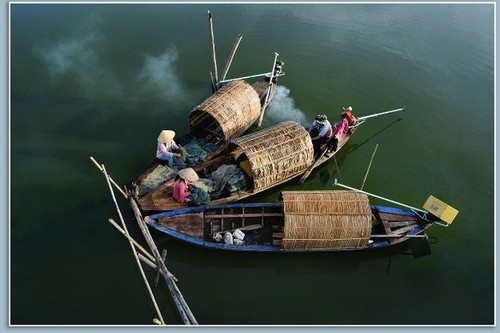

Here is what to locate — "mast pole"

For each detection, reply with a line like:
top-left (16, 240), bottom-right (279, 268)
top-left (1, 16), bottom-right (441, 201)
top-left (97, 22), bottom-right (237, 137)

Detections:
top-left (208, 11), bottom-right (219, 89)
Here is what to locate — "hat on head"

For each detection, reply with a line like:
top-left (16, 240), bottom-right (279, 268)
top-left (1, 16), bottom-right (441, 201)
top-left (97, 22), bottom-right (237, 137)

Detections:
top-left (158, 130), bottom-right (175, 144)
top-left (343, 106), bottom-right (352, 112)
top-left (315, 114), bottom-right (327, 124)
top-left (178, 168), bottom-right (199, 182)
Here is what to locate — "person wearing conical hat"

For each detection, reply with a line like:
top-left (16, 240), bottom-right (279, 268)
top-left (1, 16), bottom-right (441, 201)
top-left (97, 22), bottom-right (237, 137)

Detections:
top-left (173, 168), bottom-right (199, 203)
top-left (308, 114), bottom-right (333, 155)
top-left (156, 130), bottom-right (182, 167)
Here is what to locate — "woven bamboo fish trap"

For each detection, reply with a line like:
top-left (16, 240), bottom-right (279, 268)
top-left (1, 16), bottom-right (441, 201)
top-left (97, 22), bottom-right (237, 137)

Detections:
top-left (229, 121), bottom-right (314, 191)
top-left (188, 80), bottom-right (262, 141)
top-left (280, 190), bottom-right (372, 251)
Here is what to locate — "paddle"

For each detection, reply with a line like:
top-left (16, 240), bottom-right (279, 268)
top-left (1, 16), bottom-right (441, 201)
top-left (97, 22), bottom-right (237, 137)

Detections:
top-left (299, 149), bottom-right (328, 184)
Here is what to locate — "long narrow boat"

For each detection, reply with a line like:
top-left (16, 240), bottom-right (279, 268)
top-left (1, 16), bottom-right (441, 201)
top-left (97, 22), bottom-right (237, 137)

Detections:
top-left (143, 190), bottom-right (458, 252)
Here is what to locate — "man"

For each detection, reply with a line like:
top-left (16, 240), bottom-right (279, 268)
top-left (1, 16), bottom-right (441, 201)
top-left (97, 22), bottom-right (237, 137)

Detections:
top-left (308, 114), bottom-right (333, 155)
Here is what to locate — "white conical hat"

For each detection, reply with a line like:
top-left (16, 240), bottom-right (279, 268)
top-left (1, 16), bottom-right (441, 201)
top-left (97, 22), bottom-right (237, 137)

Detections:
top-left (178, 168), bottom-right (199, 182)
top-left (157, 130), bottom-right (175, 143)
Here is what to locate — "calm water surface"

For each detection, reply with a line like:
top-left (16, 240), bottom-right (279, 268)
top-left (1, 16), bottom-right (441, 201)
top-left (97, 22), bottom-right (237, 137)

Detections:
top-left (10, 3), bottom-right (495, 326)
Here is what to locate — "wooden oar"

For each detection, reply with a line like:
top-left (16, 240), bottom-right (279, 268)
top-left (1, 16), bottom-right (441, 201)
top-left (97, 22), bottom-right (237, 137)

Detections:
top-left (298, 148), bottom-right (328, 184)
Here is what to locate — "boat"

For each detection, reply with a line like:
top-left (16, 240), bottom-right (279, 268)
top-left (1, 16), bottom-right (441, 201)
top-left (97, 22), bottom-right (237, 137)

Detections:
top-left (143, 188), bottom-right (458, 252)
top-left (135, 106), bottom-right (405, 212)
top-left (132, 11), bottom-right (285, 197)
top-left (136, 120), bottom-right (315, 212)
top-left (298, 107), bottom-right (405, 183)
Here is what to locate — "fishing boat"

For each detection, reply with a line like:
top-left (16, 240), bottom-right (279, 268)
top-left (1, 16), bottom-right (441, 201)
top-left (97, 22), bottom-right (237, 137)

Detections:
top-left (143, 188), bottom-right (458, 252)
top-left (298, 107), bottom-right (405, 183)
top-left (136, 121), bottom-right (315, 211)
top-left (135, 106), bottom-right (405, 212)
top-left (132, 11), bottom-right (285, 197)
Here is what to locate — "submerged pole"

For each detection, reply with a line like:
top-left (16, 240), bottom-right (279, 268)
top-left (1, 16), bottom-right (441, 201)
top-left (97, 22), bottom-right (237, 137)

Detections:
top-left (208, 11), bottom-right (219, 88)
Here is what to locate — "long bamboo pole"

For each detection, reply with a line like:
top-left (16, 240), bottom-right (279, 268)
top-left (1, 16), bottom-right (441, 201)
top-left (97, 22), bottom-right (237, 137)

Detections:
top-left (101, 165), bottom-right (166, 325)
top-left (355, 107), bottom-right (405, 123)
top-left (90, 156), bottom-right (127, 198)
top-left (221, 34), bottom-right (243, 81)
top-left (128, 197), bottom-right (198, 325)
top-left (208, 11), bottom-right (219, 87)
top-left (361, 144), bottom-right (378, 190)
top-left (108, 218), bottom-right (178, 282)
top-left (257, 52), bottom-right (279, 127)
top-left (334, 179), bottom-right (428, 213)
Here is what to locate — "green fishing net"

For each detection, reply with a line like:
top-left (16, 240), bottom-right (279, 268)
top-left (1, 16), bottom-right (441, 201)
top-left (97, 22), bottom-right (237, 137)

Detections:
top-left (183, 138), bottom-right (217, 167)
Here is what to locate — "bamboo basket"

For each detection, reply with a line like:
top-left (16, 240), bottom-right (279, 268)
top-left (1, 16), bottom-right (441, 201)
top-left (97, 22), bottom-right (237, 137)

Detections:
top-left (280, 190), bottom-right (372, 250)
top-left (189, 80), bottom-right (261, 141)
top-left (229, 121), bottom-right (314, 191)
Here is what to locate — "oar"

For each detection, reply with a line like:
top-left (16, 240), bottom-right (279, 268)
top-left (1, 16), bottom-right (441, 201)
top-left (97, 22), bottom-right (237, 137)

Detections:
top-left (298, 149), bottom-right (327, 184)
top-left (353, 107), bottom-right (405, 127)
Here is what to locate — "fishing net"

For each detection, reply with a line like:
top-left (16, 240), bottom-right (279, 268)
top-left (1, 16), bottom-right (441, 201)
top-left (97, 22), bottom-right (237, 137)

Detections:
top-left (208, 164), bottom-right (248, 199)
top-left (136, 164), bottom-right (176, 196)
top-left (183, 138), bottom-right (218, 167)
top-left (188, 185), bottom-right (211, 205)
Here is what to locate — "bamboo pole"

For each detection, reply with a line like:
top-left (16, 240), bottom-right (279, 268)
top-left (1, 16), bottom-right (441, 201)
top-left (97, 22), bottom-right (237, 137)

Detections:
top-left (208, 11), bottom-right (219, 88)
top-left (299, 149), bottom-right (327, 184)
top-left (101, 165), bottom-right (166, 325)
top-left (108, 218), bottom-right (178, 282)
top-left (221, 34), bottom-right (243, 81)
top-left (334, 179), bottom-right (428, 213)
top-left (257, 52), bottom-right (279, 127)
top-left (128, 197), bottom-right (198, 325)
top-left (90, 156), bottom-right (127, 198)
top-left (354, 107), bottom-right (405, 126)
top-left (361, 144), bottom-right (378, 190)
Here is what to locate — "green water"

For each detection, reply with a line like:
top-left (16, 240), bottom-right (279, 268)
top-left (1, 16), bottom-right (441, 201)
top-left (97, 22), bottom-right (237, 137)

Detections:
top-left (10, 3), bottom-right (494, 325)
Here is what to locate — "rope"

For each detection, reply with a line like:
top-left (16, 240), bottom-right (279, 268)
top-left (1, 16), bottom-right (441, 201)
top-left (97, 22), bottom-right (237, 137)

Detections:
top-left (361, 144), bottom-right (378, 190)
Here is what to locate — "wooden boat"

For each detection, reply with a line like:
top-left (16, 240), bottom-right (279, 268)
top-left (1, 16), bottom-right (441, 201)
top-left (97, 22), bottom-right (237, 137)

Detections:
top-left (132, 11), bottom-right (285, 197)
top-left (143, 189), bottom-right (458, 252)
top-left (298, 107), bottom-right (405, 183)
top-left (137, 121), bottom-right (315, 212)
top-left (136, 107), bottom-right (406, 212)
top-left (132, 75), bottom-right (282, 194)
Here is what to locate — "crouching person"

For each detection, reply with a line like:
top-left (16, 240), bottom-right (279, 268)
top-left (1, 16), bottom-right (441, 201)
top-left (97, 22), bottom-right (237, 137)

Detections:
top-left (173, 168), bottom-right (210, 205)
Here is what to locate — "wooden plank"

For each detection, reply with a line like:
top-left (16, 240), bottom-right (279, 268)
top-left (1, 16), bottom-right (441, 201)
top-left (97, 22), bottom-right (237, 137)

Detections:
top-left (389, 225), bottom-right (415, 235)
top-left (273, 232), bottom-right (284, 238)
top-left (386, 220), bottom-right (417, 227)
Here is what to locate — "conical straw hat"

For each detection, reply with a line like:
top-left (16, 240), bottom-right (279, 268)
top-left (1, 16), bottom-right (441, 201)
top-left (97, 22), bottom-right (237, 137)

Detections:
top-left (157, 130), bottom-right (175, 143)
top-left (178, 168), bottom-right (199, 182)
